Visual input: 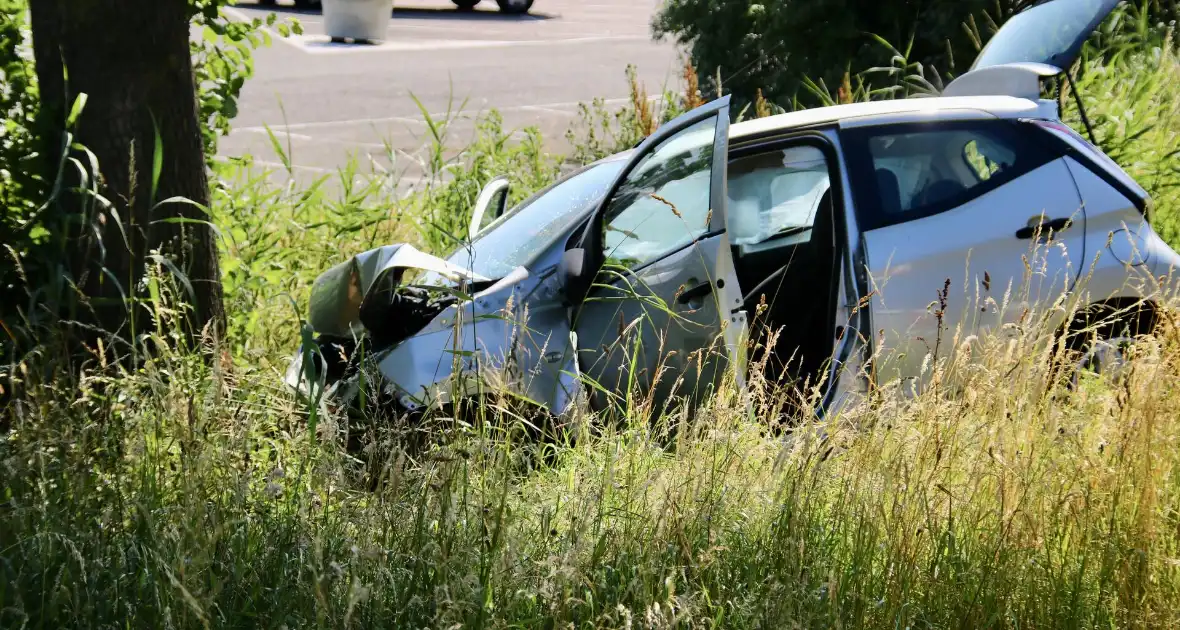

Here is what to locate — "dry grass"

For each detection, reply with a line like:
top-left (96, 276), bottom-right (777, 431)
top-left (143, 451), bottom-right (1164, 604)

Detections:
top-left (3, 231), bottom-right (1180, 627)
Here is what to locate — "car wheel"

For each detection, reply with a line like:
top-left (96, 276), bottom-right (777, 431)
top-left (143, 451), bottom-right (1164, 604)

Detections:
top-left (292, 0), bottom-right (322, 9)
top-left (495, 0), bottom-right (533, 13)
top-left (1070, 336), bottom-right (1138, 389)
top-left (1064, 300), bottom-right (1158, 390)
top-left (452, 0), bottom-right (481, 9)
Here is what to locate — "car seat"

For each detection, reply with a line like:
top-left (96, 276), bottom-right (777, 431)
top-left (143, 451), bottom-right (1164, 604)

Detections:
top-left (754, 189), bottom-right (837, 394)
top-left (875, 168), bottom-right (903, 215)
top-left (917, 179), bottom-right (968, 208)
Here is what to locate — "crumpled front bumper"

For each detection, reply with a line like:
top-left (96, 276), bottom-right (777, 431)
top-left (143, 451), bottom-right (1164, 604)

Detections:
top-left (285, 264), bottom-right (542, 416)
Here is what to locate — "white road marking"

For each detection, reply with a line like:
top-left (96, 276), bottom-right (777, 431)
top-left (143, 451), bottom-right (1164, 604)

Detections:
top-left (236, 96), bottom-right (636, 132)
top-left (284, 33), bottom-right (644, 53)
top-left (237, 128), bottom-right (319, 142)
top-left (234, 127), bottom-right (394, 151)
top-left (214, 155), bottom-right (334, 174)
top-left (517, 105), bottom-right (577, 116)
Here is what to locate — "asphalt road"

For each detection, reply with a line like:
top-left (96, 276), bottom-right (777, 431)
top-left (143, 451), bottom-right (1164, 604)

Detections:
top-left (220, 0), bottom-right (682, 187)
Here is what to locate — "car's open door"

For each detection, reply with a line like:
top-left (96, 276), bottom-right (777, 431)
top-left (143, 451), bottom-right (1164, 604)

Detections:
top-left (944, 0), bottom-right (1120, 100)
top-left (563, 96), bottom-right (744, 417)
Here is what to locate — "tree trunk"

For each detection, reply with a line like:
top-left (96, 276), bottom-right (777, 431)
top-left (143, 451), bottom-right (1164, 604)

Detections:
top-left (28, 0), bottom-right (224, 351)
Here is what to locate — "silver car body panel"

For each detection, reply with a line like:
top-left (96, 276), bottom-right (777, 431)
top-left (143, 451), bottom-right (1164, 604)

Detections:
top-left (1066, 158), bottom-right (1178, 298)
top-left (372, 243), bottom-right (588, 415)
top-left (860, 156), bottom-right (1087, 392)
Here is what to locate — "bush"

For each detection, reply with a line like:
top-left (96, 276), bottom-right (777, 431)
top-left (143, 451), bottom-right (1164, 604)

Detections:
top-left (0, 0), bottom-right (38, 218)
top-left (190, 0), bottom-right (302, 162)
top-left (1065, 5), bottom-right (1180, 246)
top-left (653, 0), bottom-right (1180, 112)
top-left (0, 0), bottom-right (45, 308)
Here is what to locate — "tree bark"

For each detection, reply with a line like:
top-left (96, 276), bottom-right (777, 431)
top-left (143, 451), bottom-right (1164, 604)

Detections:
top-left (28, 0), bottom-right (224, 351)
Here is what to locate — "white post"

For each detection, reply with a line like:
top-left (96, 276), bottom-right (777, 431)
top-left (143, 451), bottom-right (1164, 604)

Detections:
top-left (322, 0), bottom-right (392, 43)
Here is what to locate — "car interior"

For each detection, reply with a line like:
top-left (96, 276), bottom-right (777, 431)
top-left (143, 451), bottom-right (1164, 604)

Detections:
top-left (866, 129), bottom-right (1016, 218)
top-left (725, 145), bottom-right (843, 398)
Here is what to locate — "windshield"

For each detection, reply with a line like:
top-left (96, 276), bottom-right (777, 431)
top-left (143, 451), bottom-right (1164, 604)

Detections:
top-left (970, 0), bottom-right (1117, 71)
top-left (441, 159), bottom-right (626, 280)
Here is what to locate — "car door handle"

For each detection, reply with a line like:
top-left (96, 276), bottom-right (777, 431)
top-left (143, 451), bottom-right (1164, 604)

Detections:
top-left (677, 281), bottom-right (714, 305)
top-left (1016, 217), bottom-right (1073, 240)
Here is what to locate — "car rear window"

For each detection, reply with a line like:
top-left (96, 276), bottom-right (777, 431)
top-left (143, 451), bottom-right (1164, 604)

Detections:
top-left (840, 120), bottom-right (1062, 231)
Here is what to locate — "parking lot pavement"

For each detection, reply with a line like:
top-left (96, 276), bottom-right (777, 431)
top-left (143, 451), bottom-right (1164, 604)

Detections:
top-left (219, 0), bottom-right (682, 187)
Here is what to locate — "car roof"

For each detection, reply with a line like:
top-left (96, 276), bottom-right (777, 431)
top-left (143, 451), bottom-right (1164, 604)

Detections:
top-left (584, 95), bottom-right (1046, 170)
top-left (731, 95), bottom-right (1044, 138)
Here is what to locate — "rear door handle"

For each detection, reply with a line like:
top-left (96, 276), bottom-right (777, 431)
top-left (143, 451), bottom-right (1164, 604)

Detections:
top-left (1016, 217), bottom-right (1073, 240)
top-left (677, 281), bottom-right (714, 305)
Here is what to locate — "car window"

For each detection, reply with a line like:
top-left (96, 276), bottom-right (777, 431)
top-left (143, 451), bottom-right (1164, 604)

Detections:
top-left (439, 159), bottom-right (626, 281)
top-left (601, 116), bottom-right (717, 269)
top-left (842, 121), bottom-right (1060, 231)
top-left (728, 145), bottom-right (831, 247)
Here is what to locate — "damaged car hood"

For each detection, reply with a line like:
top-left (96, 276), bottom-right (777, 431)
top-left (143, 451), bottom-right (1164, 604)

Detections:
top-left (307, 243), bottom-right (490, 339)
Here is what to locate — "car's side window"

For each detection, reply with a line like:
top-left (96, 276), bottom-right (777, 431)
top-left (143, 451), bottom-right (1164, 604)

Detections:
top-left (727, 145), bottom-right (831, 248)
top-left (842, 120), bottom-right (1060, 231)
top-left (601, 116), bottom-right (717, 269)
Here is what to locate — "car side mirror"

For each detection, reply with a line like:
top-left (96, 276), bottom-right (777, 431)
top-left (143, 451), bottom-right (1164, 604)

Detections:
top-left (469, 176), bottom-right (511, 240)
top-left (560, 247), bottom-right (589, 304)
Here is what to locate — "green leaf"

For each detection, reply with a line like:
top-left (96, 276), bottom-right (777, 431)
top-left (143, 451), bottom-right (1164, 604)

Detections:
top-left (66, 93), bottom-right (88, 127)
top-left (150, 113), bottom-right (163, 204)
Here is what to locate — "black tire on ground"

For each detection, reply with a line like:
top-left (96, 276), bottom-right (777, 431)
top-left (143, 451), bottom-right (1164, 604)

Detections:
top-left (453, 0), bottom-right (481, 9)
top-left (1061, 299), bottom-right (1159, 389)
top-left (496, 0), bottom-right (534, 13)
top-left (292, 0), bottom-right (322, 8)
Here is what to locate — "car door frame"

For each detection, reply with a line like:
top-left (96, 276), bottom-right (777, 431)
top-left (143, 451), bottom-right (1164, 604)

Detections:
top-left (561, 95), bottom-right (741, 411)
top-left (468, 176), bottom-right (511, 239)
top-left (837, 114), bottom-right (1085, 393)
top-left (565, 96), bottom-right (734, 295)
top-left (725, 125), bottom-right (872, 416)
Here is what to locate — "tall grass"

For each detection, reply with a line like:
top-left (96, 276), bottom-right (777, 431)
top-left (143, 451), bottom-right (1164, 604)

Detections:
top-left (1065, 4), bottom-right (1180, 246)
top-left (4, 263), bottom-right (1180, 627)
top-left (6, 5), bottom-right (1180, 628)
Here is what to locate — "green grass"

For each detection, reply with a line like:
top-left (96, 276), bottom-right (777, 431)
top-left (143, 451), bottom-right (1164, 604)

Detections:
top-left (5, 269), bottom-right (1180, 627)
top-left (1067, 10), bottom-right (1180, 246)
top-left (6, 7), bottom-right (1180, 628)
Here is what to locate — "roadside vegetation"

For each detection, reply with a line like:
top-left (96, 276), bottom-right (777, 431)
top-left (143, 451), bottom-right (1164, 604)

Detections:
top-left (4, 2), bottom-right (1180, 628)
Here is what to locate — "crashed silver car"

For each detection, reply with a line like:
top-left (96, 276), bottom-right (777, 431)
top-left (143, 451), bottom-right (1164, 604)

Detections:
top-left (287, 0), bottom-right (1180, 422)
